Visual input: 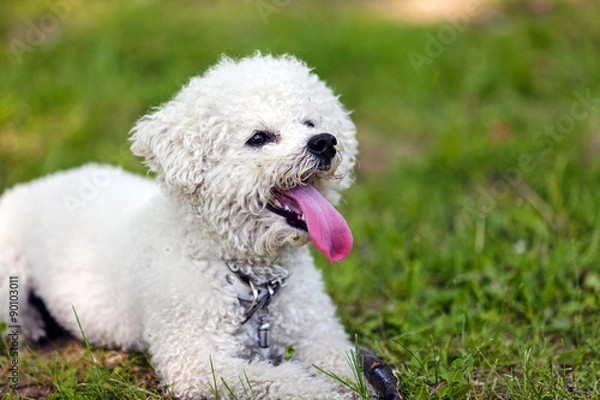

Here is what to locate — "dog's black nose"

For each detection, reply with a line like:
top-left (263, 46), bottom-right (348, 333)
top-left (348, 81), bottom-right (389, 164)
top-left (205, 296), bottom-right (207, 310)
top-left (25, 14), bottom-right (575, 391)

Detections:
top-left (307, 133), bottom-right (337, 161)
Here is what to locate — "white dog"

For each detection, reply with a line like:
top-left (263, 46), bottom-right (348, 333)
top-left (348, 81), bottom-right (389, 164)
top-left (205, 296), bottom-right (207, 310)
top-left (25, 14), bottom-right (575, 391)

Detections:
top-left (0, 53), bottom-right (360, 399)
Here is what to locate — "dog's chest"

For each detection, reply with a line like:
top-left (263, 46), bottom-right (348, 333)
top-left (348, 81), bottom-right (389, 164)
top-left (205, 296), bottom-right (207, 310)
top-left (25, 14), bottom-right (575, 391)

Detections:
top-left (223, 263), bottom-right (291, 363)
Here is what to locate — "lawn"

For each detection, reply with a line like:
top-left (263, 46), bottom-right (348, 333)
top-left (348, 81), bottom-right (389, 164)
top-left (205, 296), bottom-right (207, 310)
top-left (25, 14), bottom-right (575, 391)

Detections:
top-left (1, 0), bottom-right (599, 398)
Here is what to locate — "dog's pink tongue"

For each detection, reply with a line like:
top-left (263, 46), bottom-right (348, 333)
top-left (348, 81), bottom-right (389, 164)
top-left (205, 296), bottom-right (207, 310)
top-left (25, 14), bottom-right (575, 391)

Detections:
top-left (286, 185), bottom-right (353, 263)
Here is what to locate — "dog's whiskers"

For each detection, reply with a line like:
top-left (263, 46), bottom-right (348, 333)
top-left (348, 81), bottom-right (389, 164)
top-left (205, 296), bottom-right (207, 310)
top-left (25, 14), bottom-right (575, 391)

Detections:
top-left (275, 152), bottom-right (341, 191)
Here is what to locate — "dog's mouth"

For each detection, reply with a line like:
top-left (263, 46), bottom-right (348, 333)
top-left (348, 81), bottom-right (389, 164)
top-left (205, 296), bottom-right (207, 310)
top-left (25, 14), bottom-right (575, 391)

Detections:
top-left (267, 185), bottom-right (353, 263)
top-left (266, 194), bottom-right (308, 231)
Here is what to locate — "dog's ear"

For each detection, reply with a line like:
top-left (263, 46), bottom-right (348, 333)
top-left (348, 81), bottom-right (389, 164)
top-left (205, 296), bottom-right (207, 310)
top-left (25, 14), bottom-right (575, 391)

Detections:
top-left (129, 98), bottom-right (206, 194)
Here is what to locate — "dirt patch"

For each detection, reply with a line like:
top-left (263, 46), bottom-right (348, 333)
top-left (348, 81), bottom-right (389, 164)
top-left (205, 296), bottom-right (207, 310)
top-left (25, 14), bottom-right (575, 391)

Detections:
top-left (370, 0), bottom-right (591, 25)
top-left (369, 0), bottom-right (585, 24)
top-left (0, 339), bottom-right (166, 399)
top-left (370, 0), bottom-right (501, 24)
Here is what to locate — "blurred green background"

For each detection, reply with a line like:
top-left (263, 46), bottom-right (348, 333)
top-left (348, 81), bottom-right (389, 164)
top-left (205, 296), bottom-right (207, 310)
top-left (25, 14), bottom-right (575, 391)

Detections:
top-left (1, 0), bottom-right (599, 398)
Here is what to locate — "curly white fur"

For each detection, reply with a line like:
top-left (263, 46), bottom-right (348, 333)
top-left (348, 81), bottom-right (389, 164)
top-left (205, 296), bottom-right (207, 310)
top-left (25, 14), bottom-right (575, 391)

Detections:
top-left (0, 53), bottom-right (359, 399)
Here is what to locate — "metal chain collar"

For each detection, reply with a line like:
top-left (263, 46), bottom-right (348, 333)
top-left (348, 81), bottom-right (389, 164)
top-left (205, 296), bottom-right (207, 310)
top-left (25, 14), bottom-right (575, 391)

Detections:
top-left (225, 263), bottom-right (289, 349)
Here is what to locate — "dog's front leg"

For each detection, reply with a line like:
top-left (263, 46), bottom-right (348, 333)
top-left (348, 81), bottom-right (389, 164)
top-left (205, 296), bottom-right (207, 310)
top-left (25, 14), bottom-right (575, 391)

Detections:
top-left (143, 310), bottom-right (354, 399)
top-left (269, 264), bottom-right (357, 388)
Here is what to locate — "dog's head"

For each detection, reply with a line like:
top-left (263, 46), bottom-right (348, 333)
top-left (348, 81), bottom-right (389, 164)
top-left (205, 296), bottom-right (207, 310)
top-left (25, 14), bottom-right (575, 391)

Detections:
top-left (130, 53), bottom-right (357, 264)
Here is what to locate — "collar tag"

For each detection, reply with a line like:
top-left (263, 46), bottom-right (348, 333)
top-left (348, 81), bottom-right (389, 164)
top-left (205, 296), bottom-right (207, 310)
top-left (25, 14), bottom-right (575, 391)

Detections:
top-left (257, 312), bottom-right (270, 348)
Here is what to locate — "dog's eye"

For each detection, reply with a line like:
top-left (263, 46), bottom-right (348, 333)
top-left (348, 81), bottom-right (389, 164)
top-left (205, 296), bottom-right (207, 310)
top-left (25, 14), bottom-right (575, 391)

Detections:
top-left (303, 120), bottom-right (315, 128)
top-left (246, 131), bottom-right (276, 147)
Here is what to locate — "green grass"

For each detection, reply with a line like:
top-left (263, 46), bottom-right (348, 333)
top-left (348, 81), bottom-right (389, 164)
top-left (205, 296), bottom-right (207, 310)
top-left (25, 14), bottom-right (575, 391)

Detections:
top-left (2, 0), bottom-right (600, 398)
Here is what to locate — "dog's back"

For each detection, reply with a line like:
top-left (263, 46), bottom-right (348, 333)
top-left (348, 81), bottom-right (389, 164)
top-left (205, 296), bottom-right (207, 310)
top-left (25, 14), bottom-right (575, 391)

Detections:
top-left (0, 164), bottom-right (156, 347)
